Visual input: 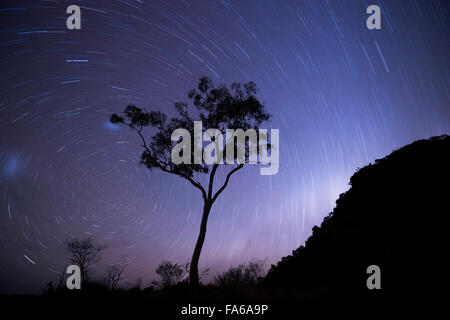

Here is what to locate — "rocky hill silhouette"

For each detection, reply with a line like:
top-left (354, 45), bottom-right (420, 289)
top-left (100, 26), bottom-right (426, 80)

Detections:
top-left (265, 135), bottom-right (449, 299)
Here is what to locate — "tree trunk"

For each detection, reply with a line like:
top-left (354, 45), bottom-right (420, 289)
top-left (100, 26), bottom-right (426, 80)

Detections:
top-left (189, 200), bottom-right (212, 286)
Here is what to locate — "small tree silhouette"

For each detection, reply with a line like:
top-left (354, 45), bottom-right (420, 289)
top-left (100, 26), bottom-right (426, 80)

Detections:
top-left (153, 261), bottom-right (190, 289)
top-left (105, 258), bottom-right (128, 290)
top-left (65, 238), bottom-right (105, 283)
top-left (111, 77), bottom-right (271, 286)
top-left (215, 260), bottom-right (266, 287)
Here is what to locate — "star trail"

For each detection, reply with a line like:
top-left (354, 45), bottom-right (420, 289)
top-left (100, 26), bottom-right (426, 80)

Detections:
top-left (0, 0), bottom-right (448, 294)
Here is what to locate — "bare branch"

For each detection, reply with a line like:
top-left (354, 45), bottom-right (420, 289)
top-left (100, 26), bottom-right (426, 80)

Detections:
top-left (105, 258), bottom-right (128, 290)
top-left (133, 126), bottom-right (208, 201)
top-left (208, 164), bottom-right (219, 201)
top-left (65, 238), bottom-right (105, 283)
top-left (157, 163), bottom-right (207, 201)
top-left (211, 164), bottom-right (244, 204)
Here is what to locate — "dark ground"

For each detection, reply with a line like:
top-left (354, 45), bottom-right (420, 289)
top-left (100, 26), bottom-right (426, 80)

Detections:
top-left (2, 135), bottom-right (447, 318)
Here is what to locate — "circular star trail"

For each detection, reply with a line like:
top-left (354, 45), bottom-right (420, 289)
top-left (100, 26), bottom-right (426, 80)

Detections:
top-left (0, 0), bottom-right (448, 293)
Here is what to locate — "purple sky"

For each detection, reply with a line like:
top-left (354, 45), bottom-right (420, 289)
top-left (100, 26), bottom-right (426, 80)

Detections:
top-left (0, 0), bottom-right (449, 294)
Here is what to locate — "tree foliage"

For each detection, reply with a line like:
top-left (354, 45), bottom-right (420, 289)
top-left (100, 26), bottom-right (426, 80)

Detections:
top-left (152, 261), bottom-right (190, 289)
top-left (111, 77), bottom-right (271, 286)
top-left (110, 76), bottom-right (271, 180)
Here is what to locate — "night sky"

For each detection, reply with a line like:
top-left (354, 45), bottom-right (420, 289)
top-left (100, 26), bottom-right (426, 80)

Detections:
top-left (0, 0), bottom-right (448, 294)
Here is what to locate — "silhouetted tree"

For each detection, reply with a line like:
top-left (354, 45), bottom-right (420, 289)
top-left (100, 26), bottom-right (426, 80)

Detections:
top-left (152, 261), bottom-right (190, 289)
top-left (215, 260), bottom-right (266, 287)
top-left (65, 238), bottom-right (105, 283)
top-left (111, 77), bottom-right (271, 286)
top-left (105, 258), bottom-right (128, 290)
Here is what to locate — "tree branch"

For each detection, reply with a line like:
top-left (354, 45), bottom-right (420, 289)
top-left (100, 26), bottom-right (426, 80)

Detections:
top-left (133, 126), bottom-right (207, 201)
top-left (158, 165), bottom-right (207, 201)
top-left (211, 164), bottom-right (244, 204)
top-left (208, 164), bottom-right (219, 201)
